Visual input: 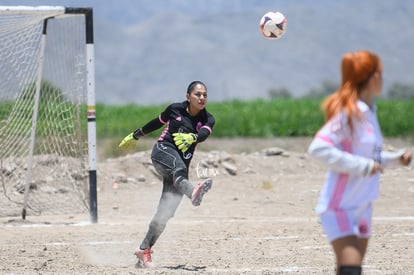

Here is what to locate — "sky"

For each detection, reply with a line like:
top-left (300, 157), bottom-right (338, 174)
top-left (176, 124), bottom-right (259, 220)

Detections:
top-left (1, 0), bottom-right (413, 104)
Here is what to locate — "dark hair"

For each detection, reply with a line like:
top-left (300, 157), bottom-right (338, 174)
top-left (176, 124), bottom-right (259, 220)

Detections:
top-left (187, 80), bottom-right (207, 94)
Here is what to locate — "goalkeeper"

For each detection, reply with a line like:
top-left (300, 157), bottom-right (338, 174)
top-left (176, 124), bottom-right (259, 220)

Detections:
top-left (119, 80), bottom-right (215, 268)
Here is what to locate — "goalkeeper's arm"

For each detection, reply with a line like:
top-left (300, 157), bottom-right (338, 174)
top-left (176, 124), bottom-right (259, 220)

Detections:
top-left (119, 117), bottom-right (164, 150)
top-left (195, 126), bottom-right (212, 142)
top-left (132, 117), bottom-right (165, 139)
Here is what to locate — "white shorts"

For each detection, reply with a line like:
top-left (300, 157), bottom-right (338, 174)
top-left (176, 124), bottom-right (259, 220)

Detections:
top-left (319, 203), bottom-right (372, 242)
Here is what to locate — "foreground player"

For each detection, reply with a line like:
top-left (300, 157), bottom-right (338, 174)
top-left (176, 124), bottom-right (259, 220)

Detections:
top-left (307, 50), bottom-right (412, 275)
top-left (119, 81), bottom-right (215, 268)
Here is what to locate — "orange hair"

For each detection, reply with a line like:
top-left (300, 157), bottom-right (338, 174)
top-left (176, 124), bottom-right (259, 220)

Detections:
top-left (321, 50), bottom-right (381, 131)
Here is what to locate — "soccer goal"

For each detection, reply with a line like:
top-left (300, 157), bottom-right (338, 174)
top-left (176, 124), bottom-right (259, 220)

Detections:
top-left (0, 6), bottom-right (97, 222)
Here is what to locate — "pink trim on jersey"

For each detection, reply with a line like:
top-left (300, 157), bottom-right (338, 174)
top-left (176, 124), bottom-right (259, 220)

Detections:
top-left (315, 133), bottom-right (333, 144)
top-left (159, 115), bottom-right (167, 124)
top-left (330, 174), bottom-right (351, 232)
top-left (329, 173), bottom-right (349, 210)
top-left (158, 120), bottom-right (170, 141)
top-left (201, 125), bottom-right (212, 134)
top-left (329, 139), bottom-right (353, 232)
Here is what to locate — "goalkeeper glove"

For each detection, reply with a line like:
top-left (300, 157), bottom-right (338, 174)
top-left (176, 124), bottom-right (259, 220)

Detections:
top-left (172, 132), bottom-right (197, 153)
top-left (119, 133), bottom-right (136, 150)
top-left (119, 129), bottom-right (144, 151)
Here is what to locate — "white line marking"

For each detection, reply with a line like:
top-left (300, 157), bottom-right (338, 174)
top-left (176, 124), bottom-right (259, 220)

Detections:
top-left (1, 216), bottom-right (413, 228)
top-left (48, 240), bottom-right (133, 246)
top-left (0, 240), bottom-right (133, 247)
top-left (303, 245), bottom-right (330, 250)
top-left (374, 216), bottom-right (414, 221)
top-left (0, 221), bottom-right (93, 228)
top-left (204, 266), bottom-right (320, 273)
top-left (230, 235), bottom-right (299, 241)
top-left (392, 232), bottom-right (414, 237)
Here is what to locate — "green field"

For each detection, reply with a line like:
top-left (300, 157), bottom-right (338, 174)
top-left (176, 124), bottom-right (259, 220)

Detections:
top-left (2, 98), bottom-right (412, 159)
top-left (97, 98), bottom-right (414, 139)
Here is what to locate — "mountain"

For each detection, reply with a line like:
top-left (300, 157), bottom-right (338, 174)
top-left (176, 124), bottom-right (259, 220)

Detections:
top-left (2, 0), bottom-right (414, 104)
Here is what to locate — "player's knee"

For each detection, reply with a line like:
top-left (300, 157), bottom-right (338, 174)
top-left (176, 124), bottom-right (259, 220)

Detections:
top-left (173, 167), bottom-right (188, 181)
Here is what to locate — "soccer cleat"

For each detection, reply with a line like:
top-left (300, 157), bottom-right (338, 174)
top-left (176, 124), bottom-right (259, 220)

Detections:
top-left (191, 178), bottom-right (213, 206)
top-left (134, 248), bottom-right (154, 268)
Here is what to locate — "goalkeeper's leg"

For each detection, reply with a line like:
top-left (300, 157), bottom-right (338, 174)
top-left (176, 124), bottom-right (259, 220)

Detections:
top-left (173, 171), bottom-right (212, 206)
top-left (136, 179), bottom-right (183, 267)
top-left (151, 141), bottom-right (213, 205)
top-left (191, 178), bottom-right (212, 206)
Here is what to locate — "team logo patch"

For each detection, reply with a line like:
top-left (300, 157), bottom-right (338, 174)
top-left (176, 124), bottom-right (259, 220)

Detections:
top-left (196, 122), bottom-right (202, 131)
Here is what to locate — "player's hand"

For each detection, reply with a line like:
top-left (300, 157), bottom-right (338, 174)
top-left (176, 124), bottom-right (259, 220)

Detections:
top-left (172, 133), bottom-right (197, 153)
top-left (371, 161), bottom-right (384, 175)
top-left (400, 151), bottom-right (412, 166)
top-left (119, 132), bottom-right (137, 150)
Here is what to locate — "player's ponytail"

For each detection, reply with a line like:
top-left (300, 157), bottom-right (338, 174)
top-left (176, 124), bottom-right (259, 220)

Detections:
top-left (321, 50), bottom-right (380, 132)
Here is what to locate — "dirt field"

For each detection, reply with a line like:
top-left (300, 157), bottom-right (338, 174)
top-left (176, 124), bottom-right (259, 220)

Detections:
top-left (1, 137), bottom-right (413, 274)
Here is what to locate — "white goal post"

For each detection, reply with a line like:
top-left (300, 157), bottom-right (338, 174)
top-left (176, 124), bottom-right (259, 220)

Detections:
top-left (0, 6), bottom-right (97, 223)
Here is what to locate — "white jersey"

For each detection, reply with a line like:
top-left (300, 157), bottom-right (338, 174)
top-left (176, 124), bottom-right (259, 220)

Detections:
top-left (308, 100), bottom-right (404, 213)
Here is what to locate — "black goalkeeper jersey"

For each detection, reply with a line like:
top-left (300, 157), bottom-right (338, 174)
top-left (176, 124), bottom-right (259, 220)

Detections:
top-left (141, 101), bottom-right (215, 159)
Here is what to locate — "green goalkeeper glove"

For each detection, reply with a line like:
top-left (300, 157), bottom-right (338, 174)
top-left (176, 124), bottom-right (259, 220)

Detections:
top-left (172, 133), bottom-right (197, 153)
top-left (119, 132), bottom-right (137, 150)
top-left (119, 128), bottom-right (144, 151)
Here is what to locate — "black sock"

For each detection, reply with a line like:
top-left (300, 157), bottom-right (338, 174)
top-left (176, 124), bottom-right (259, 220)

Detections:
top-left (338, 265), bottom-right (362, 275)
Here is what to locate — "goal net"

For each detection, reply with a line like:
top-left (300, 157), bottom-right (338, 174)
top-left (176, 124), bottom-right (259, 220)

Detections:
top-left (0, 6), bottom-right (97, 221)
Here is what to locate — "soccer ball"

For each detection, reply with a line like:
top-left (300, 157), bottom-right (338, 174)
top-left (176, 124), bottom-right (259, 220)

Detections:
top-left (259, 11), bottom-right (287, 40)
